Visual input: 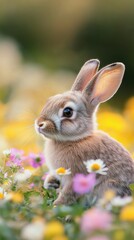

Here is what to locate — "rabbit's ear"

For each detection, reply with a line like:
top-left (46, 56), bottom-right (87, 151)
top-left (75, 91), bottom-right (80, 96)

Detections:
top-left (71, 59), bottom-right (100, 91)
top-left (83, 63), bottom-right (125, 106)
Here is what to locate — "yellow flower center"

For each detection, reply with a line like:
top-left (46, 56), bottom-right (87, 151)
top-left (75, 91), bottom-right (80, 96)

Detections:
top-left (56, 167), bottom-right (66, 174)
top-left (91, 163), bottom-right (101, 171)
top-left (0, 193), bottom-right (4, 199)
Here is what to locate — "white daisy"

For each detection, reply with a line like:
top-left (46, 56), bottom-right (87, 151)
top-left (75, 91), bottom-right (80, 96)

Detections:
top-left (110, 196), bottom-right (133, 207)
top-left (21, 220), bottom-right (45, 240)
top-left (3, 149), bottom-right (11, 156)
top-left (56, 167), bottom-right (71, 176)
top-left (14, 169), bottom-right (32, 182)
top-left (84, 159), bottom-right (108, 175)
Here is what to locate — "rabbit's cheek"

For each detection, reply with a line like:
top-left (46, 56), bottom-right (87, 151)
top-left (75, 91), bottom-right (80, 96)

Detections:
top-left (61, 119), bottom-right (76, 134)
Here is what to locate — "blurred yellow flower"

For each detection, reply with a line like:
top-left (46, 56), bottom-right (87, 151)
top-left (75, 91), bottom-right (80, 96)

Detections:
top-left (0, 192), bottom-right (4, 200)
top-left (44, 221), bottom-right (64, 238)
top-left (9, 192), bottom-right (24, 203)
top-left (0, 187), bottom-right (7, 200)
top-left (52, 236), bottom-right (68, 240)
top-left (120, 204), bottom-right (134, 221)
top-left (104, 190), bottom-right (115, 202)
top-left (114, 229), bottom-right (125, 240)
top-left (124, 97), bottom-right (134, 122)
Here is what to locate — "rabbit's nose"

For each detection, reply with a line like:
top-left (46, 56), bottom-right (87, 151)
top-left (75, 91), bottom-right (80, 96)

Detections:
top-left (38, 121), bottom-right (46, 129)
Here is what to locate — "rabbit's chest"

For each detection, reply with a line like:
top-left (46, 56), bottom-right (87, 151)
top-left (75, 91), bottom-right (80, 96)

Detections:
top-left (44, 138), bottom-right (101, 174)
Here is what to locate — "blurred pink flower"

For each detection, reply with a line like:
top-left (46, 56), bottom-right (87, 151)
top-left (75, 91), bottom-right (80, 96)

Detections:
top-left (73, 173), bottom-right (96, 195)
top-left (29, 183), bottom-right (35, 189)
top-left (6, 148), bottom-right (25, 167)
top-left (41, 173), bottom-right (48, 180)
top-left (88, 236), bottom-right (109, 240)
top-left (28, 153), bottom-right (45, 168)
top-left (81, 208), bottom-right (112, 233)
top-left (88, 235), bottom-right (109, 240)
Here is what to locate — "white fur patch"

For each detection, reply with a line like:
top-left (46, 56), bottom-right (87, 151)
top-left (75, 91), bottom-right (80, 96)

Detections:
top-left (51, 114), bottom-right (61, 131)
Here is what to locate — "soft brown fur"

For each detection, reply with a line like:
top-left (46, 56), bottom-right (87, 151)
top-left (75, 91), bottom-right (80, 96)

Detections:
top-left (35, 59), bottom-right (134, 205)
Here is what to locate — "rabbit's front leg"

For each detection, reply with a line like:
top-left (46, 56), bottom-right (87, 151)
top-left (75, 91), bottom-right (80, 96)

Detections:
top-left (44, 174), bottom-right (60, 190)
top-left (54, 180), bottom-right (78, 205)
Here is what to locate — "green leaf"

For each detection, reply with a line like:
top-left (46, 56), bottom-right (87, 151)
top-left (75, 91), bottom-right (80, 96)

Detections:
top-left (129, 183), bottom-right (134, 191)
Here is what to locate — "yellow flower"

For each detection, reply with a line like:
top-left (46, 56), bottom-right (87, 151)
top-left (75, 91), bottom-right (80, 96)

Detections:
top-left (44, 221), bottom-right (64, 238)
top-left (9, 192), bottom-right (24, 203)
top-left (3, 180), bottom-right (9, 185)
top-left (52, 236), bottom-right (68, 240)
top-left (120, 205), bottom-right (134, 221)
top-left (56, 167), bottom-right (71, 175)
top-left (104, 190), bottom-right (115, 202)
top-left (0, 192), bottom-right (4, 200)
top-left (0, 187), bottom-right (6, 200)
top-left (114, 230), bottom-right (124, 240)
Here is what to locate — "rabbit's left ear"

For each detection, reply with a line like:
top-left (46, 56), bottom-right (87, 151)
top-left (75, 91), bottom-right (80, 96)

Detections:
top-left (71, 59), bottom-right (100, 91)
top-left (83, 62), bottom-right (125, 106)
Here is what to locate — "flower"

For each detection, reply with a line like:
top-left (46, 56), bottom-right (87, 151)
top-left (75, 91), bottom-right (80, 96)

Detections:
top-left (41, 173), bottom-right (48, 180)
top-left (28, 153), bottom-right (45, 168)
top-left (73, 173), bottom-right (96, 195)
top-left (0, 187), bottom-right (7, 200)
top-left (44, 221), bottom-right (64, 239)
top-left (14, 169), bottom-right (32, 182)
top-left (120, 205), bottom-right (134, 221)
top-left (81, 208), bottom-right (112, 233)
top-left (29, 183), bottom-right (35, 189)
top-left (7, 192), bottom-right (24, 203)
top-left (84, 159), bottom-right (108, 175)
top-left (111, 196), bottom-right (133, 207)
top-left (3, 149), bottom-right (11, 156)
top-left (6, 148), bottom-right (25, 167)
top-left (88, 236), bottom-right (109, 240)
top-left (21, 219), bottom-right (45, 240)
top-left (113, 230), bottom-right (125, 240)
top-left (56, 167), bottom-right (71, 176)
top-left (0, 187), bottom-right (4, 200)
top-left (52, 236), bottom-right (68, 240)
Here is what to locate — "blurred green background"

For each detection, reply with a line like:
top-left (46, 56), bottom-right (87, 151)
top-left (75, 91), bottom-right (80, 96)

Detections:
top-left (0, 0), bottom-right (134, 152)
top-left (0, 0), bottom-right (133, 103)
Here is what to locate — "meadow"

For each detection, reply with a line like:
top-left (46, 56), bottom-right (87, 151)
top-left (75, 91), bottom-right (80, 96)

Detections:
top-left (0, 39), bottom-right (134, 240)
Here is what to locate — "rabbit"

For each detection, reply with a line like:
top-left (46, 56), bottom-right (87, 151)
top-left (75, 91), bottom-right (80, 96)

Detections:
top-left (35, 59), bottom-right (134, 205)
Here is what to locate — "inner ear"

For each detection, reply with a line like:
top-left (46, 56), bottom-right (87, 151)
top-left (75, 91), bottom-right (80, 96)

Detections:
top-left (71, 59), bottom-right (100, 91)
top-left (83, 62), bottom-right (125, 106)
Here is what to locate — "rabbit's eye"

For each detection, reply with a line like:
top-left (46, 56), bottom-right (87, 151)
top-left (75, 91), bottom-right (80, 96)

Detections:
top-left (63, 107), bottom-right (73, 118)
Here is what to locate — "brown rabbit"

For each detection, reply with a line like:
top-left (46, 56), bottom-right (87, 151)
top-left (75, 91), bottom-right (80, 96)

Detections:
top-left (35, 59), bottom-right (134, 205)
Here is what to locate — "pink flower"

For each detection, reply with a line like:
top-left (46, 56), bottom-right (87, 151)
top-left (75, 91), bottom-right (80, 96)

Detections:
top-left (29, 183), bottom-right (35, 189)
top-left (6, 148), bottom-right (25, 167)
top-left (28, 153), bottom-right (45, 168)
top-left (41, 173), bottom-right (48, 180)
top-left (88, 236), bottom-right (109, 240)
top-left (81, 208), bottom-right (112, 233)
top-left (73, 173), bottom-right (96, 195)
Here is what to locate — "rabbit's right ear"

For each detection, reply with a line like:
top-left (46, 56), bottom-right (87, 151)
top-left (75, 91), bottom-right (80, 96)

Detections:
top-left (83, 62), bottom-right (125, 106)
top-left (71, 59), bottom-right (100, 91)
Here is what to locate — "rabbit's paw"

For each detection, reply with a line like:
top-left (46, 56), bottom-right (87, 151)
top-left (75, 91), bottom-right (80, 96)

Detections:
top-left (53, 198), bottom-right (65, 206)
top-left (44, 176), bottom-right (60, 189)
